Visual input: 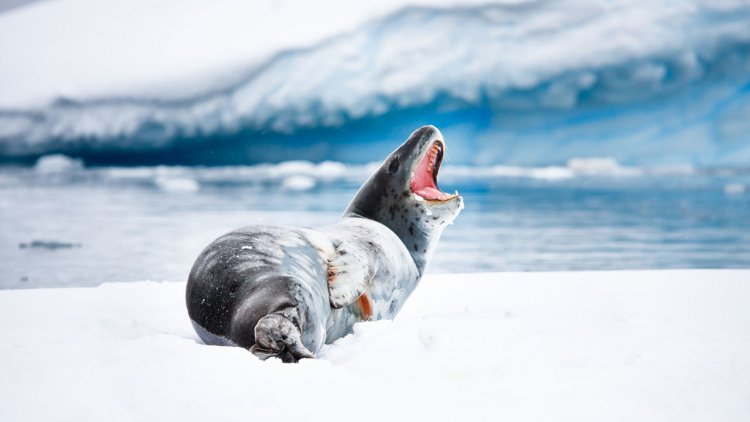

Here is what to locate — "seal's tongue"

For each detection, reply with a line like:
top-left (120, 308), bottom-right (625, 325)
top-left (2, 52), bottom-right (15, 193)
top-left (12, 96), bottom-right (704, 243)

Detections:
top-left (411, 141), bottom-right (453, 201)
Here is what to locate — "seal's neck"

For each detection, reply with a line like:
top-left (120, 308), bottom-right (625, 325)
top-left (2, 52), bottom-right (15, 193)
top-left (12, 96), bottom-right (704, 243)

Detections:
top-left (342, 208), bottom-right (442, 277)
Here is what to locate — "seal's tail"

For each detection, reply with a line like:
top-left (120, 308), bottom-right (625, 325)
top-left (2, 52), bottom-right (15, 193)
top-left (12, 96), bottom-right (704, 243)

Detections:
top-left (250, 312), bottom-right (316, 363)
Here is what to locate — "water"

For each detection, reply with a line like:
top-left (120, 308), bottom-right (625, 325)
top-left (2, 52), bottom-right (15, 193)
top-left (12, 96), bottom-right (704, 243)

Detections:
top-left (1, 162), bottom-right (749, 289)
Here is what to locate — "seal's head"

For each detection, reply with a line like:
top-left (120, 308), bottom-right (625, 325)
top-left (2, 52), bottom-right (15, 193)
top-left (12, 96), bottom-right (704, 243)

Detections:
top-left (345, 125), bottom-right (463, 274)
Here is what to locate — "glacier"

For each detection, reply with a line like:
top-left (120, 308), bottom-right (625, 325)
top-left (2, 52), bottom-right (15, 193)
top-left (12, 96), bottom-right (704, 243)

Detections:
top-left (1, 0), bottom-right (750, 165)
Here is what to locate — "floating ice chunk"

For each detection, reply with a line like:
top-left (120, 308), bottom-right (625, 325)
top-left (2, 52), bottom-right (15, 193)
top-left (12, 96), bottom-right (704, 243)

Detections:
top-left (649, 164), bottom-right (696, 176)
top-left (316, 161), bottom-right (347, 179)
top-left (105, 167), bottom-right (157, 180)
top-left (528, 166), bottom-right (573, 180)
top-left (154, 177), bottom-right (200, 193)
top-left (568, 157), bottom-right (620, 174)
top-left (274, 161), bottom-right (317, 177)
top-left (567, 157), bottom-right (641, 177)
top-left (724, 183), bottom-right (745, 195)
top-left (282, 175), bottom-right (316, 191)
top-left (34, 154), bottom-right (84, 173)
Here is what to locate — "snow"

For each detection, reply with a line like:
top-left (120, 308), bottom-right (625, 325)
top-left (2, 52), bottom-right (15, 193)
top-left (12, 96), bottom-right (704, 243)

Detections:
top-left (1, 270), bottom-right (748, 421)
top-left (0, 0), bottom-right (490, 108)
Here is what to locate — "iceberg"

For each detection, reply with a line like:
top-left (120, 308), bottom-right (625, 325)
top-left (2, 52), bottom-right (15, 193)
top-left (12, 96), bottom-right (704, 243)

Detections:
top-left (0, 0), bottom-right (749, 166)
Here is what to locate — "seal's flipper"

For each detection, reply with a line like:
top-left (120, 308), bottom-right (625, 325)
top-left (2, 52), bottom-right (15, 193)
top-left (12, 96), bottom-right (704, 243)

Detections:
top-left (327, 243), bottom-right (375, 308)
top-left (250, 313), bottom-right (315, 363)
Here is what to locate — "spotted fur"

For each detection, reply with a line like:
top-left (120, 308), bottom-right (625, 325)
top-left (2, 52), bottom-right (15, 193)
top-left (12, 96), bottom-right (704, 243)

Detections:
top-left (186, 125), bottom-right (463, 362)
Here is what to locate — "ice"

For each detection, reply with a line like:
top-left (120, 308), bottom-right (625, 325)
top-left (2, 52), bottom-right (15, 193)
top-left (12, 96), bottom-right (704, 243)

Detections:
top-left (281, 175), bottom-right (316, 191)
top-left (1, 1), bottom-right (749, 166)
top-left (448, 157), bottom-right (652, 181)
top-left (724, 183), bottom-right (746, 195)
top-left (9, 158), bottom-right (731, 195)
top-left (154, 177), bottom-right (200, 193)
top-left (0, 270), bottom-right (748, 421)
top-left (0, 0), bottom-right (490, 108)
top-left (33, 154), bottom-right (84, 174)
top-left (315, 161), bottom-right (348, 179)
top-left (18, 240), bottom-right (82, 250)
top-left (566, 157), bottom-right (642, 177)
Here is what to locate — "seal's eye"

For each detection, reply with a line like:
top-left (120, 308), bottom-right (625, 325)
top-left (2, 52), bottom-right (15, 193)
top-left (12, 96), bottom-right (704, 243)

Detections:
top-left (387, 157), bottom-right (400, 174)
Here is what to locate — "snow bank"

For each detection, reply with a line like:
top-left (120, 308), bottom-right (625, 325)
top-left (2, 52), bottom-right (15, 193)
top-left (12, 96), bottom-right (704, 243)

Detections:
top-left (0, 0), bottom-right (489, 108)
top-left (1, 270), bottom-right (748, 421)
top-left (3, 0), bottom-right (745, 111)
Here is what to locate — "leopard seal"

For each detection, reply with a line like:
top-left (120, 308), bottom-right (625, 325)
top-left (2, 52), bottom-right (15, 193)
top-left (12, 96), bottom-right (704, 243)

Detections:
top-left (186, 125), bottom-right (463, 362)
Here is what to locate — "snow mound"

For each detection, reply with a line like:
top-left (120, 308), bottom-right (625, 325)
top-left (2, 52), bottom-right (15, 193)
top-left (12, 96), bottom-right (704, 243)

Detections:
top-left (1, 270), bottom-right (748, 421)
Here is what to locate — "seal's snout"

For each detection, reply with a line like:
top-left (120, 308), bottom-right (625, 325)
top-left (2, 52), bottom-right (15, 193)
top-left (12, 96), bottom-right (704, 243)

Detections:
top-left (411, 124), bottom-right (440, 140)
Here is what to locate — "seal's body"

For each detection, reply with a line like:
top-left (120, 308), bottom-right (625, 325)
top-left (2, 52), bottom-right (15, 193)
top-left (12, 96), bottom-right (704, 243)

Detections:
top-left (186, 126), bottom-right (462, 362)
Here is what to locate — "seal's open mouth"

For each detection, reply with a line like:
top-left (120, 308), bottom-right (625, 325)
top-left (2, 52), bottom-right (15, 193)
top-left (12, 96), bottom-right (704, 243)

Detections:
top-left (410, 140), bottom-right (459, 201)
